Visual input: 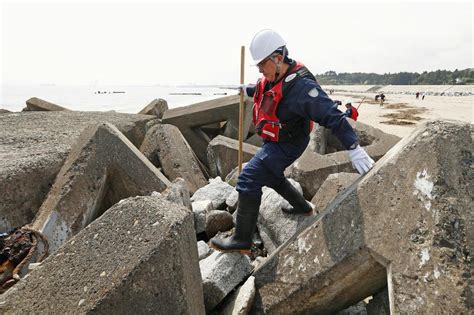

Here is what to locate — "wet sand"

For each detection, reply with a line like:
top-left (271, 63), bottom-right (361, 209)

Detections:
top-left (329, 92), bottom-right (473, 138)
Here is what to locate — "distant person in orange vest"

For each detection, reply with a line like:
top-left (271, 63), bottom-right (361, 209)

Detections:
top-left (344, 98), bottom-right (359, 121)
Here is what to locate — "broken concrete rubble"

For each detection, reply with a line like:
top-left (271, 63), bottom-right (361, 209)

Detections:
top-left (191, 176), bottom-right (234, 209)
top-left (140, 123), bottom-right (207, 194)
top-left (0, 111), bottom-right (159, 232)
top-left (252, 120), bottom-right (472, 314)
top-left (197, 240), bottom-right (213, 260)
top-left (192, 200), bottom-right (213, 234)
top-left (225, 189), bottom-right (239, 212)
top-left (30, 122), bottom-right (170, 254)
top-left (200, 251), bottom-right (253, 311)
top-left (0, 196), bottom-right (205, 314)
top-left (2, 90), bottom-right (471, 315)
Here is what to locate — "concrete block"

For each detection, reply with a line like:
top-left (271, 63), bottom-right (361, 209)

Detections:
top-left (207, 135), bottom-right (259, 179)
top-left (138, 98), bottom-right (168, 118)
top-left (222, 100), bottom-right (253, 141)
top-left (224, 163), bottom-right (248, 187)
top-left (252, 120), bottom-right (472, 314)
top-left (308, 123), bottom-right (329, 154)
top-left (244, 133), bottom-right (263, 147)
top-left (140, 124), bottom-right (207, 194)
top-left (24, 97), bottom-right (70, 111)
top-left (0, 196), bottom-right (205, 314)
top-left (287, 120), bottom-right (400, 199)
top-left (0, 111), bottom-right (158, 232)
top-left (31, 122), bottom-right (170, 254)
top-left (311, 172), bottom-right (360, 210)
top-left (153, 177), bottom-right (192, 211)
top-left (162, 95), bottom-right (253, 165)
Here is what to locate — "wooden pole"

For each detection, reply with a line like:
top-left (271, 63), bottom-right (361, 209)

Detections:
top-left (357, 96), bottom-right (366, 110)
top-left (238, 46), bottom-right (245, 175)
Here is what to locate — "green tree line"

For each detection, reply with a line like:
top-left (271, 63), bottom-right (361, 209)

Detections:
top-left (316, 68), bottom-right (474, 85)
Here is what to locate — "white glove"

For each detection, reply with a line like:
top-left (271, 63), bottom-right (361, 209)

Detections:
top-left (348, 145), bottom-right (374, 175)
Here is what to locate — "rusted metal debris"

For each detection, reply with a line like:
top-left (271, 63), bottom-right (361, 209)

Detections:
top-left (0, 227), bottom-right (48, 293)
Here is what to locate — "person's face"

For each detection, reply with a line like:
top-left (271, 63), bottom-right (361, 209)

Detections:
top-left (257, 54), bottom-right (282, 82)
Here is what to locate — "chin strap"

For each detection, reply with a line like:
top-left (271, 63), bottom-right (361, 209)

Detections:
top-left (276, 62), bottom-right (282, 79)
top-left (271, 57), bottom-right (281, 83)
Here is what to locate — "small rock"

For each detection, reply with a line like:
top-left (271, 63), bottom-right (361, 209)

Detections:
top-left (226, 189), bottom-right (239, 213)
top-left (206, 210), bottom-right (234, 238)
top-left (192, 200), bottom-right (213, 234)
top-left (197, 241), bottom-right (212, 260)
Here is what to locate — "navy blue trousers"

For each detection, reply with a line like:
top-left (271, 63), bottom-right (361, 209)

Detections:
top-left (236, 138), bottom-right (309, 197)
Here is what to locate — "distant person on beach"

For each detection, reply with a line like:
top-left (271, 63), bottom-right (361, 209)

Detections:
top-left (416, 92), bottom-right (420, 99)
top-left (422, 93), bottom-right (425, 100)
top-left (210, 29), bottom-right (374, 254)
top-left (379, 93), bottom-right (385, 107)
top-left (344, 98), bottom-right (359, 121)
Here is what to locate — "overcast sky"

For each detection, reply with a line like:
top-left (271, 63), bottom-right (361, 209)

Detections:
top-left (1, 0), bottom-right (472, 85)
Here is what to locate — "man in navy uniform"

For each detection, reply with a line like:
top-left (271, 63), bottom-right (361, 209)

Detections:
top-left (211, 29), bottom-right (374, 254)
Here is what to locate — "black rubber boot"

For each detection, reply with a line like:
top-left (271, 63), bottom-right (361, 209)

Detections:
top-left (210, 193), bottom-right (261, 254)
top-left (273, 178), bottom-right (314, 216)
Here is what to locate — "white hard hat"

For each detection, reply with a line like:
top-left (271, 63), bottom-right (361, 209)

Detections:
top-left (345, 98), bottom-right (353, 105)
top-left (249, 29), bottom-right (287, 65)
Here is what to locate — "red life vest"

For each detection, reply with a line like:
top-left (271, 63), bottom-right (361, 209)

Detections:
top-left (350, 106), bottom-right (359, 121)
top-left (252, 62), bottom-right (314, 142)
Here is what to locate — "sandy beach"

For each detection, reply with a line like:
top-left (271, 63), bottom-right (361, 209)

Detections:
top-left (328, 91), bottom-right (473, 138)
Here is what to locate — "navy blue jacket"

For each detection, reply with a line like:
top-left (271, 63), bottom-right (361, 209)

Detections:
top-left (247, 64), bottom-right (358, 150)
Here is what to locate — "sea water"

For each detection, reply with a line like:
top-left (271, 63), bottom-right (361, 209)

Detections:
top-left (1, 84), bottom-right (238, 113)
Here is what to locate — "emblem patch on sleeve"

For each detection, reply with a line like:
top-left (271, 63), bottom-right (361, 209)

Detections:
top-left (308, 87), bottom-right (319, 98)
top-left (285, 73), bottom-right (297, 82)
